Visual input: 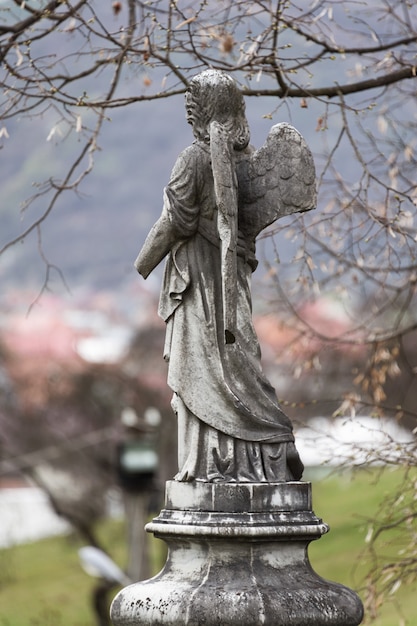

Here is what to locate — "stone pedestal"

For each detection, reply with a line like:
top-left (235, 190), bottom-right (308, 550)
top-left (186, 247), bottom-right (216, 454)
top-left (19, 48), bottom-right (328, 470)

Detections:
top-left (110, 481), bottom-right (363, 625)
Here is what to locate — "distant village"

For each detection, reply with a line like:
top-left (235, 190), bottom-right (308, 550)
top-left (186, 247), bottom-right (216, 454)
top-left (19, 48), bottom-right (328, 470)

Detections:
top-left (0, 286), bottom-right (414, 546)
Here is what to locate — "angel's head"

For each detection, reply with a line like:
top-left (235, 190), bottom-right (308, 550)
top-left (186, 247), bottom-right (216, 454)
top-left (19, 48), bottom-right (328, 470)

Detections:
top-left (185, 70), bottom-right (250, 151)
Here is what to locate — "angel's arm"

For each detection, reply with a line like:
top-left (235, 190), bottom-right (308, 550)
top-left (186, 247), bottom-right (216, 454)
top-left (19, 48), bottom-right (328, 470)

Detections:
top-left (134, 193), bottom-right (178, 279)
top-left (134, 147), bottom-right (200, 278)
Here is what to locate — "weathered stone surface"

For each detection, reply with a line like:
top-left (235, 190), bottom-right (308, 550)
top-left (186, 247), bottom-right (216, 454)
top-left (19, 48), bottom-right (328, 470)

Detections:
top-left (110, 482), bottom-right (364, 625)
top-left (165, 480), bottom-right (312, 512)
top-left (111, 70), bottom-right (364, 625)
top-left (134, 69), bottom-right (313, 484)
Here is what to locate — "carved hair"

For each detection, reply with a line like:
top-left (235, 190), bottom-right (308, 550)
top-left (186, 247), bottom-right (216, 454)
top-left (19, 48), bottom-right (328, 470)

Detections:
top-left (186, 70), bottom-right (250, 151)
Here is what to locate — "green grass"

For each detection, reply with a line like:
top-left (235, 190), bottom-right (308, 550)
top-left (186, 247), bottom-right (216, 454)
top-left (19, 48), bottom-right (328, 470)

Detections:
top-left (0, 517), bottom-right (137, 626)
top-left (0, 534), bottom-right (94, 625)
top-left (0, 469), bottom-right (416, 625)
top-left (308, 467), bottom-right (417, 626)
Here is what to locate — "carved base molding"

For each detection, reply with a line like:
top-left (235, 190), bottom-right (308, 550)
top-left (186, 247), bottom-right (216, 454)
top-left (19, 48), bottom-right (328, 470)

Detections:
top-left (111, 481), bottom-right (364, 625)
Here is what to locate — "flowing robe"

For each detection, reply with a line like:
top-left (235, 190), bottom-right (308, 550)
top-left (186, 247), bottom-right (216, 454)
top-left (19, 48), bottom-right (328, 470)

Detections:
top-left (135, 141), bottom-right (303, 482)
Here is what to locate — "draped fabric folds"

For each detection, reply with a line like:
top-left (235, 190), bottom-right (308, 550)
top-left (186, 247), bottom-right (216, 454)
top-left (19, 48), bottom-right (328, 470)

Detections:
top-left (139, 141), bottom-right (303, 482)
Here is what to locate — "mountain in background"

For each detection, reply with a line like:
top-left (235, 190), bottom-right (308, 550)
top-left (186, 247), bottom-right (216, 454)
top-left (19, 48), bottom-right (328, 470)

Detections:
top-left (1, 84), bottom-right (319, 303)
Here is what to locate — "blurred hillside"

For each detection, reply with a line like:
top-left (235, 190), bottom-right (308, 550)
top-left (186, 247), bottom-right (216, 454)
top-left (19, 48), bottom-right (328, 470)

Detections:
top-left (1, 95), bottom-right (186, 295)
top-left (0, 87), bottom-right (319, 300)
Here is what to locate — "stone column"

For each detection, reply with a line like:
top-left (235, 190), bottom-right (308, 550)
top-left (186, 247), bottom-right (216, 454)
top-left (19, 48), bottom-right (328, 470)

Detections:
top-left (111, 481), bottom-right (364, 625)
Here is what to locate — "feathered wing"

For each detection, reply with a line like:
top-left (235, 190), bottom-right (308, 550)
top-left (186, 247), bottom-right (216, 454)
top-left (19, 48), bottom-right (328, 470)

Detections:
top-left (237, 123), bottom-right (317, 240)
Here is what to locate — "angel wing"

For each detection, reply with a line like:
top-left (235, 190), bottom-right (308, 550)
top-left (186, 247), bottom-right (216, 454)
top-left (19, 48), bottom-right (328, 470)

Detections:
top-left (237, 123), bottom-right (317, 240)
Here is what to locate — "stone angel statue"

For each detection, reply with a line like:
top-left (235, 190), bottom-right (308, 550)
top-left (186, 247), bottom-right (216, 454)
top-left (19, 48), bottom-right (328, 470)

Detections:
top-left (135, 70), bottom-right (316, 484)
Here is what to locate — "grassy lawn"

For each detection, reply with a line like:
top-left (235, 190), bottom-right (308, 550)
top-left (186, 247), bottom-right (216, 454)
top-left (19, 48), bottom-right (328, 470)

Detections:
top-left (308, 467), bottom-right (417, 626)
top-left (0, 468), bottom-right (415, 625)
top-left (0, 519), bottom-right (127, 626)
